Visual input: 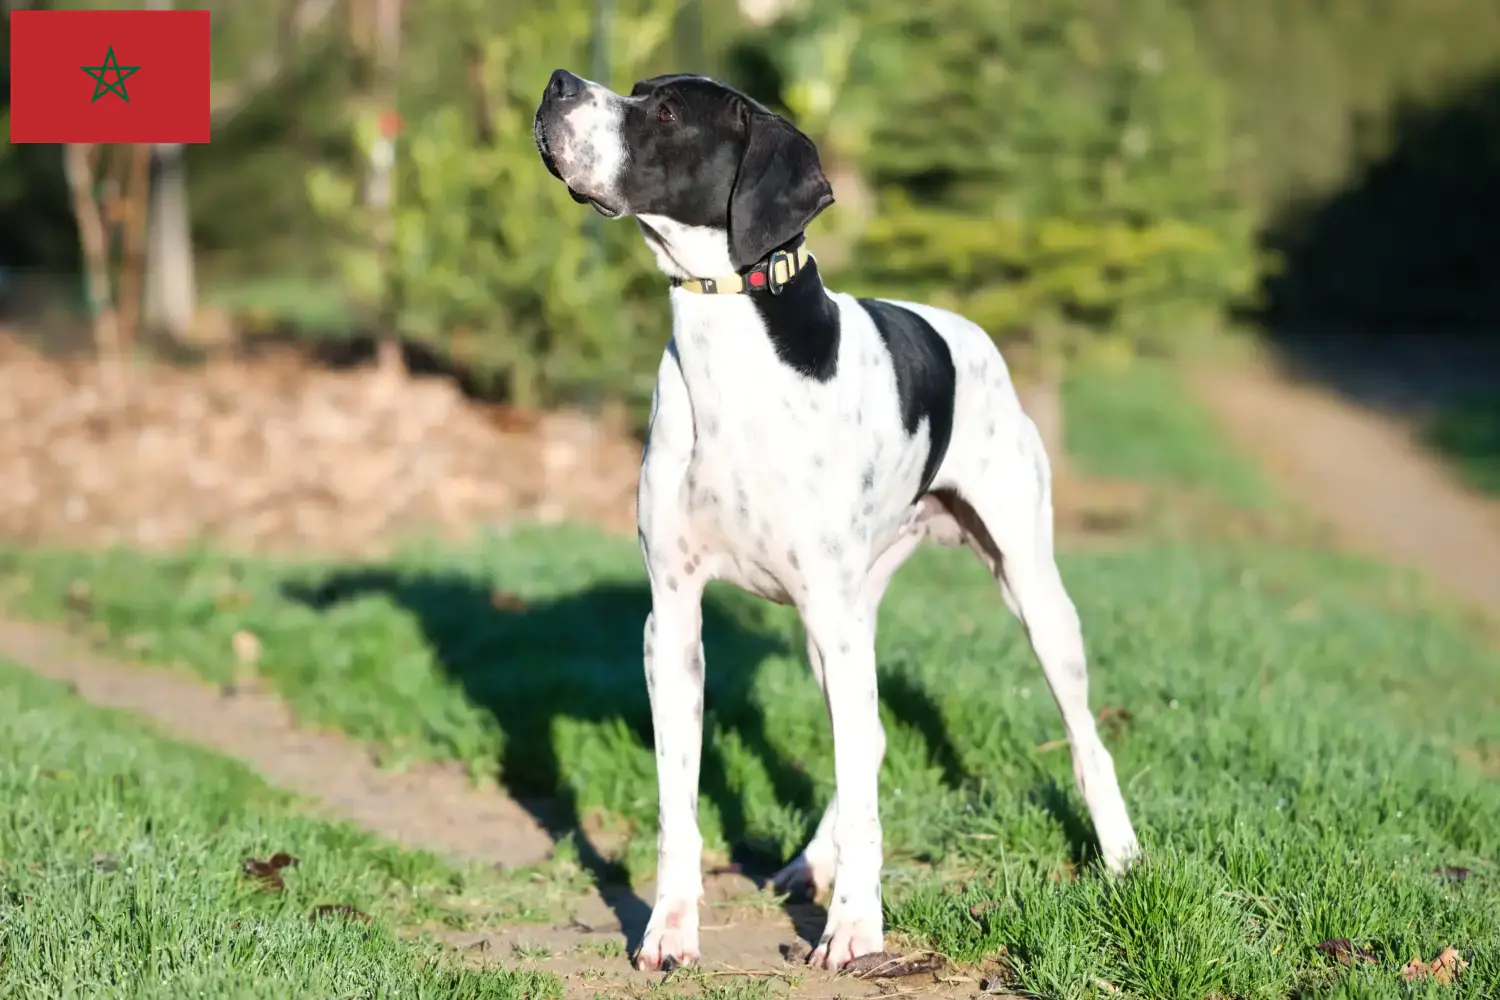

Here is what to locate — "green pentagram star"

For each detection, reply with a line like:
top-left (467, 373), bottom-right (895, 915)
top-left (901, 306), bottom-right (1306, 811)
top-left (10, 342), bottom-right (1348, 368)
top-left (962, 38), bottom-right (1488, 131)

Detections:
top-left (81, 45), bottom-right (140, 104)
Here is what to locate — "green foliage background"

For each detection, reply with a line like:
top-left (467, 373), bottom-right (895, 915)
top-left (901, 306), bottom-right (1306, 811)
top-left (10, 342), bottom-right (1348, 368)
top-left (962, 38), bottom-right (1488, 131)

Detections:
top-left (740, 0), bottom-right (1257, 357)
top-left (2, 0), bottom-right (1499, 402)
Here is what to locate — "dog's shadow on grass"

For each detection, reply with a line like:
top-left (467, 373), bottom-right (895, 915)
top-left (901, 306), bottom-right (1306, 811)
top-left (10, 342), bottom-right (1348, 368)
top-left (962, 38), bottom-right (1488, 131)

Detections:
top-left (284, 570), bottom-right (824, 952)
top-left (282, 567), bottom-right (1037, 952)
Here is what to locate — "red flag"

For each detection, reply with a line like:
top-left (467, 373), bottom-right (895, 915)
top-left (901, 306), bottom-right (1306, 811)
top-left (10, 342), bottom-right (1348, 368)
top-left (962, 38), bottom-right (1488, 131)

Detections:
top-left (8, 9), bottom-right (211, 145)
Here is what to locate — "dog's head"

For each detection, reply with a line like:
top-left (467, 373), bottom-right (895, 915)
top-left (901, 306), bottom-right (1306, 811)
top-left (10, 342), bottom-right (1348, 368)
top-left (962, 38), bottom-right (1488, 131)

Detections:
top-left (533, 69), bottom-right (834, 276)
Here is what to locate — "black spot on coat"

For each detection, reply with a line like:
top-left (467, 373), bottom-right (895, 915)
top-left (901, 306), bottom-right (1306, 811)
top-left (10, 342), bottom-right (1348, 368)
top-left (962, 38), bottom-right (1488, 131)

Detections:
top-left (857, 299), bottom-right (958, 499)
top-left (753, 258), bottom-right (840, 382)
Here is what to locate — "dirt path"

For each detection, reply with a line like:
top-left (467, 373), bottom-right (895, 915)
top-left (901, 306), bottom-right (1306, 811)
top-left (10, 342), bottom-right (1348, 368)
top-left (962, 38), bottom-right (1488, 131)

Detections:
top-left (0, 618), bottom-right (984, 998)
top-left (0, 618), bottom-right (559, 868)
top-left (1193, 355), bottom-right (1500, 617)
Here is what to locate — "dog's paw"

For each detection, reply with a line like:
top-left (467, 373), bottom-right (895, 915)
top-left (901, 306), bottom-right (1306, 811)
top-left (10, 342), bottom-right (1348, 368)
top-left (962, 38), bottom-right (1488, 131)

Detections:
top-left (770, 852), bottom-right (833, 902)
top-left (1101, 836), bottom-right (1141, 876)
top-left (634, 899), bottom-right (700, 972)
top-left (808, 912), bottom-right (883, 971)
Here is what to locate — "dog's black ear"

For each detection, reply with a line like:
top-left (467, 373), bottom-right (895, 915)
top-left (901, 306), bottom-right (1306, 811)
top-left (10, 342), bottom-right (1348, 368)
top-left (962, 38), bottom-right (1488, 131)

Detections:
top-left (728, 112), bottom-right (835, 270)
top-left (630, 75), bottom-right (670, 97)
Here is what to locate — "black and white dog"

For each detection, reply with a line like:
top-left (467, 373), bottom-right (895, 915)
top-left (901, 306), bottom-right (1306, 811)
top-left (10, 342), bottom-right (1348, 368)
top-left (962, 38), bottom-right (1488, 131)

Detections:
top-left (534, 70), bottom-right (1140, 972)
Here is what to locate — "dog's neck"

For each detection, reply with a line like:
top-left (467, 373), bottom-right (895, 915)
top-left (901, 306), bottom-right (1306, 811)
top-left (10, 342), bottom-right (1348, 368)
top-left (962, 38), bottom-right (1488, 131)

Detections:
top-left (636, 214), bottom-right (813, 293)
top-left (636, 216), bottom-right (737, 281)
top-left (639, 217), bottom-right (841, 388)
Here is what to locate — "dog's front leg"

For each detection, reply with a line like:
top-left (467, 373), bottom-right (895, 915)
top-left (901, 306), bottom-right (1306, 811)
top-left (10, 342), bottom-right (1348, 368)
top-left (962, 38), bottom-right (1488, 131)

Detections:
top-left (634, 562), bottom-right (708, 971)
top-left (632, 343), bottom-right (712, 971)
top-left (802, 600), bottom-right (885, 970)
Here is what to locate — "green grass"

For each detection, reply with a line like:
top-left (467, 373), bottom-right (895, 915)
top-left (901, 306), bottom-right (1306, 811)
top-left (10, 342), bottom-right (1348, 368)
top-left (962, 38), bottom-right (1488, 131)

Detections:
top-left (1064, 357), bottom-right (1277, 511)
top-left (2, 524), bottom-right (1498, 998)
top-left (1423, 394), bottom-right (1500, 499)
top-left (0, 658), bottom-right (569, 999)
top-left (200, 274), bottom-right (356, 337)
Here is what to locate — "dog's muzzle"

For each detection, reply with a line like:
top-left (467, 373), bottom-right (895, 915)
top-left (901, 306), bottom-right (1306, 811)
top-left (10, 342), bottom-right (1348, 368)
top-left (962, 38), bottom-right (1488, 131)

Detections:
top-left (534, 69), bottom-right (623, 218)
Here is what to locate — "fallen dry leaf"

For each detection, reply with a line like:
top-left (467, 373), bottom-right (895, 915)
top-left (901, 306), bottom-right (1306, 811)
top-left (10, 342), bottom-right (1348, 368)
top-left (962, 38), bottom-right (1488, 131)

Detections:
top-left (309, 903), bottom-right (371, 924)
top-left (1097, 705), bottom-right (1134, 738)
top-left (242, 858), bottom-right (285, 892)
top-left (242, 851), bottom-right (299, 892)
top-left (1402, 955), bottom-right (1429, 981)
top-left (1432, 866), bottom-right (1471, 883)
top-left (1430, 947), bottom-right (1469, 984)
top-left (1402, 947), bottom-right (1470, 983)
top-left (841, 951), bottom-right (944, 980)
top-left (1314, 938), bottom-right (1376, 966)
top-left (0, 337), bottom-right (644, 556)
top-left (490, 589), bottom-right (528, 612)
top-left (970, 901), bottom-right (1001, 923)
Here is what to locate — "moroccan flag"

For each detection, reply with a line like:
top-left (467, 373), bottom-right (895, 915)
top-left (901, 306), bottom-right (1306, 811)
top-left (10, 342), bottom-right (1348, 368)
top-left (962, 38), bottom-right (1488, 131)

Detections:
top-left (8, 9), bottom-right (211, 144)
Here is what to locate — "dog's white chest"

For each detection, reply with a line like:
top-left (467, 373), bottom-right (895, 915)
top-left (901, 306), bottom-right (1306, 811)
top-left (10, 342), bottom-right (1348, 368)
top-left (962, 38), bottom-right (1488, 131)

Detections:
top-left (663, 297), bottom-right (923, 602)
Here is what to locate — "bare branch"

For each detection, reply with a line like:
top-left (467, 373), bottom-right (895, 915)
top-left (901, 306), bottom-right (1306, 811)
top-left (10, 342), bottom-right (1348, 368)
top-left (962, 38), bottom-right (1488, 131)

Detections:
top-left (62, 144), bottom-right (123, 373)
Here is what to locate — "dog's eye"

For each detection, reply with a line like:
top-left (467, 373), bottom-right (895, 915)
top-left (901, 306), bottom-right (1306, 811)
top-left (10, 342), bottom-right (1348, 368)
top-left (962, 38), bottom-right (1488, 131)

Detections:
top-left (656, 103), bottom-right (677, 123)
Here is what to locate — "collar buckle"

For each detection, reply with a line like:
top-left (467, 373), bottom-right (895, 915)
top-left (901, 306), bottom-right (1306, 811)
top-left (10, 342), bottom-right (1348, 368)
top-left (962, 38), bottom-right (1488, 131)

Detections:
top-left (765, 249), bottom-right (791, 296)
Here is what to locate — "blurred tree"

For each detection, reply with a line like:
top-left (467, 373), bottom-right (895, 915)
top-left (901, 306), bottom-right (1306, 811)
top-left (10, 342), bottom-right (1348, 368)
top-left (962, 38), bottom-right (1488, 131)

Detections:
top-left (0, 0), bottom-right (351, 343)
top-left (1185, 0), bottom-right (1500, 216)
top-left (348, 0), bottom-right (407, 377)
top-left (148, 0), bottom-right (343, 340)
top-left (7, 0), bottom-right (1498, 395)
top-left (307, 0), bottom-right (683, 409)
top-left (1265, 69), bottom-right (1500, 330)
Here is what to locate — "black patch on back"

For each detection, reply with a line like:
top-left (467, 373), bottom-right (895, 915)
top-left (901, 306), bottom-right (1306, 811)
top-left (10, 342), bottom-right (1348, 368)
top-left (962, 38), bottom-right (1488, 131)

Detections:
top-left (857, 299), bottom-right (957, 497)
top-left (751, 257), bottom-right (840, 382)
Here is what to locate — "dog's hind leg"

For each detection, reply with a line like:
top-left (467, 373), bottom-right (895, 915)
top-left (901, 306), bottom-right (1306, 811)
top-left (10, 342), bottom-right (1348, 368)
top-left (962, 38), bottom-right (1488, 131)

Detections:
top-left (770, 514), bottom-right (932, 901)
top-left (768, 635), bottom-right (845, 901)
top-left (942, 422), bottom-right (1140, 874)
top-left (769, 634), bottom-right (884, 903)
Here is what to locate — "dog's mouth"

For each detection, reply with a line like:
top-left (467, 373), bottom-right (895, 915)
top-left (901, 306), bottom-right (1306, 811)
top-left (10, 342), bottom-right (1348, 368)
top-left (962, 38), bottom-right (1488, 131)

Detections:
top-left (536, 120), bottom-right (622, 218)
top-left (584, 194), bottom-right (622, 218)
top-left (561, 184), bottom-right (622, 218)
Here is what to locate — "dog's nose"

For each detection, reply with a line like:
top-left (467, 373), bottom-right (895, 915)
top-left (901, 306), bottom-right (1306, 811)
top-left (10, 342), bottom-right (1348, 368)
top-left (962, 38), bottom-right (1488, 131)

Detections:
top-left (547, 69), bottom-right (584, 102)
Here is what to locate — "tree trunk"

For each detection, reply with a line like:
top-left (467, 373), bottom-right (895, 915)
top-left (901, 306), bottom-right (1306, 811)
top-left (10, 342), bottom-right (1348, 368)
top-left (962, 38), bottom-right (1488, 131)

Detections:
top-left (62, 144), bottom-right (123, 377)
top-left (367, 0), bottom-right (405, 379)
top-left (144, 142), bottom-right (198, 341)
top-left (142, 0), bottom-right (195, 342)
top-left (1012, 337), bottom-right (1071, 488)
top-left (117, 143), bottom-right (153, 354)
top-left (1019, 366), bottom-right (1068, 480)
